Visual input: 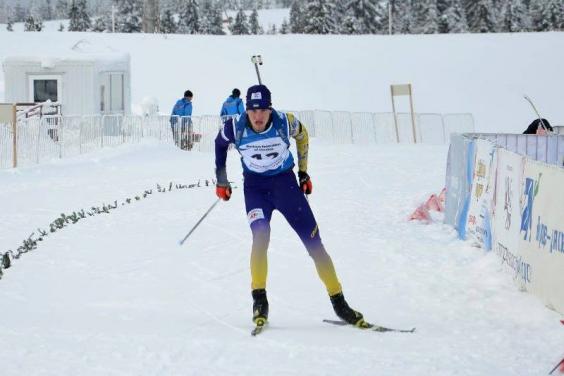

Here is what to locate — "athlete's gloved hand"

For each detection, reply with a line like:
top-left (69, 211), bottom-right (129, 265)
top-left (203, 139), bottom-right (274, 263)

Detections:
top-left (298, 171), bottom-right (313, 195)
top-left (216, 184), bottom-right (232, 201)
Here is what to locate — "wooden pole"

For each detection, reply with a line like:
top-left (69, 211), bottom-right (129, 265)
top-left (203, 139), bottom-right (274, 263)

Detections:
top-left (408, 84), bottom-right (417, 143)
top-left (390, 86), bottom-right (400, 143)
top-left (12, 104), bottom-right (17, 168)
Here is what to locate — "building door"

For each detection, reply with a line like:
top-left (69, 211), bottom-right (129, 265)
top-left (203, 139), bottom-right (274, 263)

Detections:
top-left (100, 72), bottom-right (125, 114)
top-left (109, 73), bottom-right (124, 113)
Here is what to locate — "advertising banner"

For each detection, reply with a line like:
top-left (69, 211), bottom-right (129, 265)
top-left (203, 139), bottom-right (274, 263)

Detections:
top-left (466, 139), bottom-right (497, 250)
top-left (455, 138), bottom-right (476, 239)
top-left (444, 134), bottom-right (468, 227)
top-left (518, 159), bottom-right (564, 313)
top-left (493, 149), bottom-right (528, 287)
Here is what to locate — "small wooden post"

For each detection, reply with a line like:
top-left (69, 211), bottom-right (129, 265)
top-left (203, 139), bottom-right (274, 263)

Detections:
top-left (390, 84), bottom-right (417, 143)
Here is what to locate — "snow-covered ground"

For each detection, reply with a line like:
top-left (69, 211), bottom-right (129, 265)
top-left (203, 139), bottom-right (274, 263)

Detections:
top-left (0, 140), bottom-right (562, 375)
top-left (1, 30), bottom-right (563, 133)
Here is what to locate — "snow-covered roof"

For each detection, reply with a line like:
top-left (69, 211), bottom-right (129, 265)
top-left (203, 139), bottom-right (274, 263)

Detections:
top-left (3, 39), bottom-right (129, 68)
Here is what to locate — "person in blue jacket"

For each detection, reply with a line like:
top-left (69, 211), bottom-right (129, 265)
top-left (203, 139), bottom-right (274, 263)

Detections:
top-left (214, 84), bottom-right (366, 330)
top-left (170, 90), bottom-right (193, 150)
top-left (220, 88), bottom-right (245, 118)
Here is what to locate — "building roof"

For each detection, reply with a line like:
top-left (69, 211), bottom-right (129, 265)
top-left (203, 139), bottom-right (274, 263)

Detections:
top-left (3, 39), bottom-right (130, 69)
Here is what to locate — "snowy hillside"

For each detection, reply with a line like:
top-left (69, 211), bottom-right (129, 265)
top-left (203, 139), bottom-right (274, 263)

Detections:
top-left (1, 140), bottom-right (563, 375)
top-left (1, 30), bottom-right (563, 133)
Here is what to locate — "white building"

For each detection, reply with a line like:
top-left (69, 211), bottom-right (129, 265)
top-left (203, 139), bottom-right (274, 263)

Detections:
top-left (2, 51), bottom-right (131, 116)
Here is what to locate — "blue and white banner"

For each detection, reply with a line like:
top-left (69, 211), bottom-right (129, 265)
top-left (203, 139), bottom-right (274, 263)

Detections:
top-left (493, 149), bottom-right (528, 286)
top-left (517, 159), bottom-right (564, 313)
top-left (465, 139), bottom-right (497, 250)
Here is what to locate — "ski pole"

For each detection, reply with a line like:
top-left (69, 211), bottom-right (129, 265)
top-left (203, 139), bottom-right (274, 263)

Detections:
top-left (251, 55), bottom-right (263, 85)
top-left (549, 357), bottom-right (564, 375)
top-left (524, 95), bottom-right (549, 132)
top-left (179, 198), bottom-right (221, 246)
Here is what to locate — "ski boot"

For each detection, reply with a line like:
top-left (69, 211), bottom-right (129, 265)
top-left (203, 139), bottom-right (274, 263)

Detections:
top-left (252, 289), bottom-right (269, 325)
top-left (330, 292), bottom-right (367, 328)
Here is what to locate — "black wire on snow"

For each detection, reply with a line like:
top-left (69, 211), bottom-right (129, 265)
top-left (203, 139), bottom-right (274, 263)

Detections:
top-left (0, 179), bottom-right (216, 281)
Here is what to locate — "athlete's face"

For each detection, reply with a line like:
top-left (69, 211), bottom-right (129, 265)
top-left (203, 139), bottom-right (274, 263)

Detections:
top-left (247, 109), bottom-right (272, 132)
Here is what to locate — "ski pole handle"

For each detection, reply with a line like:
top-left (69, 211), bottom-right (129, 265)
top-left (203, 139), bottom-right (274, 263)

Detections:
top-left (251, 55), bottom-right (263, 85)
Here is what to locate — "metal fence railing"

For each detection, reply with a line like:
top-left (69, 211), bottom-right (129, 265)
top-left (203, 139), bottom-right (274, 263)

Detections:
top-left (0, 111), bottom-right (474, 169)
top-left (464, 133), bottom-right (564, 167)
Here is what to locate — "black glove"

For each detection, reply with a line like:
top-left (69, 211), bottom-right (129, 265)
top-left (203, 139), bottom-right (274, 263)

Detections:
top-left (298, 171), bottom-right (313, 195)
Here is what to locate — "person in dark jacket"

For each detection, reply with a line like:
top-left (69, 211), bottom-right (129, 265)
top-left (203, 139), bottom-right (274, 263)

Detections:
top-left (523, 118), bottom-right (553, 135)
top-left (170, 90), bottom-right (194, 150)
top-left (220, 88), bottom-right (245, 118)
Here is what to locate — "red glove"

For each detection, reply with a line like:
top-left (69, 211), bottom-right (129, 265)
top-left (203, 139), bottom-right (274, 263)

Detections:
top-left (216, 185), bottom-right (232, 201)
top-left (298, 171), bottom-right (313, 195)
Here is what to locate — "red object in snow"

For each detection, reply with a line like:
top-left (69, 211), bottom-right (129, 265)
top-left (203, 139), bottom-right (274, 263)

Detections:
top-left (409, 204), bottom-right (431, 223)
top-left (425, 194), bottom-right (444, 212)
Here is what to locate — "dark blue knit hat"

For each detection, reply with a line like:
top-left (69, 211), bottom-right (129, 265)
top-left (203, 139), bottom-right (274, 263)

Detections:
top-left (246, 85), bottom-right (272, 110)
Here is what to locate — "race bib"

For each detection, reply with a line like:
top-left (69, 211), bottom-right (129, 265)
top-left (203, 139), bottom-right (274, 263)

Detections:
top-left (239, 137), bottom-right (290, 174)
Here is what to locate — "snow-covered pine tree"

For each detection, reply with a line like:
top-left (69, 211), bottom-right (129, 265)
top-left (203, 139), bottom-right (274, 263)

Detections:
top-left (68, 0), bottom-right (79, 29)
top-left (58, 22), bottom-right (64, 31)
top-left (178, 0), bottom-right (200, 34)
top-left (77, 0), bottom-right (91, 30)
top-left (442, 0), bottom-right (468, 33)
top-left (530, 0), bottom-right (564, 31)
top-left (55, 0), bottom-right (68, 19)
top-left (394, 0), bottom-right (415, 34)
top-left (160, 9), bottom-right (177, 33)
top-left (24, 15), bottom-right (41, 31)
top-left (68, 0), bottom-right (91, 31)
top-left (437, 0), bottom-right (449, 33)
top-left (499, 0), bottom-right (530, 32)
top-left (332, 0), bottom-right (347, 32)
top-left (92, 11), bottom-right (111, 32)
top-left (230, 8), bottom-right (250, 34)
top-left (341, 7), bottom-right (364, 34)
top-left (35, 17), bottom-right (44, 31)
top-left (39, 0), bottom-right (53, 21)
top-left (280, 18), bottom-right (289, 33)
top-left (466, 0), bottom-right (497, 33)
top-left (289, 0), bottom-right (305, 33)
top-left (115, 0), bottom-right (143, 33)
top-left (200, 0), bottom-right (224, 34)
top-left (302, 0), bottom-right (337, 34)
top-left (249, 8), bottom-right (263, 34)
top-left (413, 0), bottom-right (440, 34)
top-left (345, 0), bottom-right (383, 34)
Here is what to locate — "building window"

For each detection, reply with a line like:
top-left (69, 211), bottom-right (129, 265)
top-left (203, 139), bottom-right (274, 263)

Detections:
top-left (33, 79), bottom-right (58, 102)
top-left (29, 75), bottom-right (61, 103)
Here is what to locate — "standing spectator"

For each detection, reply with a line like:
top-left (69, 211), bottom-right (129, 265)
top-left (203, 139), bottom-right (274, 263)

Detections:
top-left (220, 88), bottom-right (245, 119)
top-left (170, 90), bottom-right (193, 150)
